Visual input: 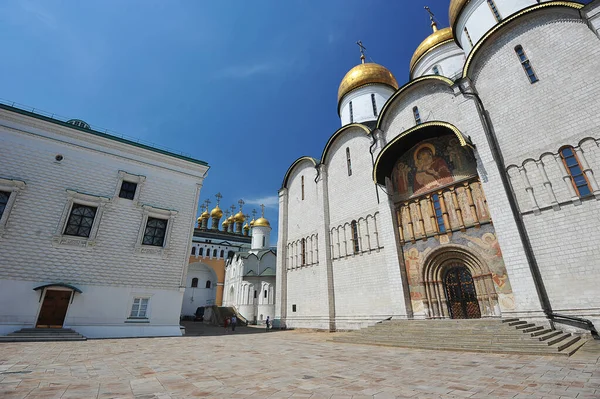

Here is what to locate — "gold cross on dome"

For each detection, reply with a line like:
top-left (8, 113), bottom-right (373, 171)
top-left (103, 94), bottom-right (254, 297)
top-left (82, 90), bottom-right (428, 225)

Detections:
top-left (238, 199), bottom-right (245, 211)
top-left (356, 40), bottom-right (366, 63)
top-left (215, 192), bottom-right (222, 205)
top-left (230, 205), bottom-right (236, 215)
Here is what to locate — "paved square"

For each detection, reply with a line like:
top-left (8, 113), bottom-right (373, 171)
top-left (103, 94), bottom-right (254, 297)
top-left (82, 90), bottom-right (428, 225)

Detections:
top-left (0, 325), bottom-right (599, 398)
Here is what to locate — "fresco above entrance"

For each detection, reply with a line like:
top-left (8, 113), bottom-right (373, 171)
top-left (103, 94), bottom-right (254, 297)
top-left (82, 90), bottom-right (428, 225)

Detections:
top-left (391, 135), bottom-right (477, 200)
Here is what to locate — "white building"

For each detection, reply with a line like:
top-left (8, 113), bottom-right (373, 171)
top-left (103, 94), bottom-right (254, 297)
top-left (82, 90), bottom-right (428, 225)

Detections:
top-left (0, 103), bottom-right (208, 338)
top-left (223, 213), bottom-right (276, 324)
top-left (276, 0), bottom-right (600, 336)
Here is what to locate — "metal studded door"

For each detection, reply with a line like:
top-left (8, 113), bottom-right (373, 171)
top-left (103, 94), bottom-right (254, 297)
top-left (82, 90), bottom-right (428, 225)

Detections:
top-left (444, 266), bottom-right (481, 319)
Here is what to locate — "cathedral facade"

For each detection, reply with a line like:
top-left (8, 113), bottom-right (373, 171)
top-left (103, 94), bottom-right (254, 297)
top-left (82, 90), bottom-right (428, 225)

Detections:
top-left (276, 0), bottom-right (600, 333)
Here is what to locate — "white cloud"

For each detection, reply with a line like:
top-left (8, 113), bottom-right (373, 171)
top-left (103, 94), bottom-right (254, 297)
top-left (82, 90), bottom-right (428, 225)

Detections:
top-left (217, 63), bottom-right (274, 79)
top-left (243, 195), bottom-right (279, 208)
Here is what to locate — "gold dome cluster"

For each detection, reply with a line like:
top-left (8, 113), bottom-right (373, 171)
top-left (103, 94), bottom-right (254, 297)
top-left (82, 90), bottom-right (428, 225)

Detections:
top-left (338, 62), bottom-right (399, 105)
top-left (410, 27), bottom-right (453, 72)
top-left (197, 194), bottom-right (270, 236)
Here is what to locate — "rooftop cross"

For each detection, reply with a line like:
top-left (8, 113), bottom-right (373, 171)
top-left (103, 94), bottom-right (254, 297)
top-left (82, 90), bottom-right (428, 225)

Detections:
top-left (356, 40), bottom-right (366, 64)
top-left (215, 192), bottom-right (222, 206)
top-left (425, 6), bottom-right (438, 32)
top-left (238, 199), bottom-right (245, 211)
top-left (252, 209), bottom-right (257, 219)
top-left (230, 205), bottom-right (236, 215)
top-left (204, 199), bottom-right (211, 210)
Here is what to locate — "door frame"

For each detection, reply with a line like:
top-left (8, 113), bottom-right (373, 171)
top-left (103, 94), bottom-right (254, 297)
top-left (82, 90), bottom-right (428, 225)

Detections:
top-left (34, 287), bottom-right (75, 328)
top-left (443, 265), bottom-right (482, 319)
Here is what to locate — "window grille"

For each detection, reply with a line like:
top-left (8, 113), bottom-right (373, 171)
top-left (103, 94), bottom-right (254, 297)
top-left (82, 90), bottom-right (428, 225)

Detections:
top-left (349, 101), bottom-right (354, 123)
top-left (560, 147), bottom-right (591, 197)
top-left (413, 106), bottom-right (421, 125)
top-left (119, 181), bottom-right (137, 200)
top-left (130, 298), bottom-right (149, 318)
top-left (351, 220), bottom-right (360, 254)
top-left (346, 148), bottom-right (352, 176)
top-left (487, 0), bottom-right (502, 22)
top-left (514, 45), bottom-right (539, 83)
top-left (0, 191), bottom-right (10, 220)
top-left (432, 194), bottom-right (446, 233)
top-left (64, 204), bottom-right (97, 238)
top-left (142, 217), bottom-right (167, 246)
top-left (371, 93), bottom-right (377, 116)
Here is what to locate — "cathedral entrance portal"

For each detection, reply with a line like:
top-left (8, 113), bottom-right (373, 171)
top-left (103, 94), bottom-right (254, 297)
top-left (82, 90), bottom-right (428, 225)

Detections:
top-left (444, 265), bottom-right (481, 319)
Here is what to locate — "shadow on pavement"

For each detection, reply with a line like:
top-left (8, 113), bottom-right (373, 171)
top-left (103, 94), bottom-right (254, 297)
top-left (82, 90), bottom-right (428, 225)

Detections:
top-left (180, 321), bottom-right (284, 337)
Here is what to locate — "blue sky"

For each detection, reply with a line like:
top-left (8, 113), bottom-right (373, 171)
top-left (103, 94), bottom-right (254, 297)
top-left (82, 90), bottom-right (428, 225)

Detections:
top-left (0, 0), bottom-right (456, 241)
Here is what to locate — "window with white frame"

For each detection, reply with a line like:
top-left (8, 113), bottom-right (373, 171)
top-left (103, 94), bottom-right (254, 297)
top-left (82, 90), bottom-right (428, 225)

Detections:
top-left (53, 190), bottom-right (109, 247)
top-left (114, 171), bottom-right (145, 203)
top-left (135, 205), bottom-right (177, 253)
top-left (0, 177), bottom-right (26, 235)
top-left (129, 297), bottom-right (149, 318)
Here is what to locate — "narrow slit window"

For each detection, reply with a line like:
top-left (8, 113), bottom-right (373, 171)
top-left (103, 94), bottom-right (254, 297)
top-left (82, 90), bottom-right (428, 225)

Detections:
top-left (432, 194), bottom-right (446, 233)
top-left (371, 93), bottom-right (377, 116)
top-left (432, 65), bottom-right (440, 75)
top-left (301, 176), bottom-right (305, 200)
top-left (487, 0), bottom-right (502, 22)
top-left (199, 247), bottom-right (204, 256)
top-left (413, 106), bottom-right (421, 125)
top-left (464, 27), bottom-right (474, 47)
top-left (349, 101), bottom-right (354, 123)
top-left (220, 250), bottom-right (224, 258)
top-left (351, 220), bottom-right (360, 254)
top-left (206, 280), bottom-right (211, 289)
top-left (514, 45), bottom-right (538, 84)
top-left (560, 147), bottom-right (591, 197)
top-left (301, 238), bottom-right (306, 265)
top-left (346, 147), bottom-right (352, 176)
top-left (191, 278), bottom-right (198, 288)
top-left (213, 249), bottom-right (217, 257)
top-left (191, 247), bottom-right (196, 255)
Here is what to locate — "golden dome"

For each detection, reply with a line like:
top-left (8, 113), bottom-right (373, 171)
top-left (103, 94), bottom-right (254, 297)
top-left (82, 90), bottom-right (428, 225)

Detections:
top-left (200, 210), bottom-right (210, 220)
top-left (210, 205), bottom-right (223, 218)
top-left (410, 27), bottom-right (454, 71)
top-left (234, 211), bottom-right (245, 223)
top-left (449, 0), bottom-right (469, 29)
top-left (243, 223), bottom-right (250, 231)
top-left (222, 219), bottom-right (229, 226)
top-left (253, 217), bottom-right (270, 227)
top-left (197, 216), bottom-right (202, 222)
top-left (337, 62), bottom-right (399, 104)
top-left (250, 218), bottom-right (255, 227)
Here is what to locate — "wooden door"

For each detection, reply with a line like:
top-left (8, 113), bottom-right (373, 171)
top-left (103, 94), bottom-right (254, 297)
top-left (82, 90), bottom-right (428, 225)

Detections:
top-left (444, 266), bottom-right (481, 319)
top-left (36, 290), bottom-right (71, 328)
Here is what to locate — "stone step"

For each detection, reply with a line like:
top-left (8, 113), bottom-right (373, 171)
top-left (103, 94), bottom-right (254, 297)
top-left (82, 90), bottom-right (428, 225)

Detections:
top-left (334, 336), bottom-right (556, 348)
top-left (508, 320), bottom-right (528, 326)
top-left (1, 328), bottom-right (87, 342)
top-left (13, 328), bottom-right (78, 333)
top-left (546, 333), bottom-right (571, 346)
top-left (557, 335), bottom-right (581, 352)
top-left (523, 326), bottom-right (544, 334)
top-left (501, 318), bottom-right (520, 323)
top-left (532, 329), bottom-right (555, 338)
top-left (0, 336), bottom-right (86, 342)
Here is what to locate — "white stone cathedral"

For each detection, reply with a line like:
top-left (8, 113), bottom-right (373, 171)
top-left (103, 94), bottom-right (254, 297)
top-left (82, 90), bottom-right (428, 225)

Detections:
top-left (275, 0), bottom-right (600, 336)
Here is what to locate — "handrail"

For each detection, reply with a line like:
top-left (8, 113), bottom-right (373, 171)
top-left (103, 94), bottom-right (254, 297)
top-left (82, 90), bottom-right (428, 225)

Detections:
top-left (549, 312), bottom-right (599, 340)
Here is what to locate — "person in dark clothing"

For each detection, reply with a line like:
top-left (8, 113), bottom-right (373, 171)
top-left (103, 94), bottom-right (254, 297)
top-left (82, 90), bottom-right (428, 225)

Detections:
top-left (265, 316), bottom-right (270, 331)
top-left (231, 315), bottom-right (237, 332)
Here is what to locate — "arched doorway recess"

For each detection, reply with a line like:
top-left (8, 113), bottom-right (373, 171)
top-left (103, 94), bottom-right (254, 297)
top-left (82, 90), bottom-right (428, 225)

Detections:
top-left (422, 245), bottom-right (499, 319)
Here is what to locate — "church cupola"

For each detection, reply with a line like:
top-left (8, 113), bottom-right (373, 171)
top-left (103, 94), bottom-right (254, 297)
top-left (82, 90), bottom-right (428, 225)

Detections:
top-left (410, 7), bottom-right (465, 80)
top-left (210, 193), bottom-right (224, 230)
top-left (251, 205), bottom-right (271, 250)
top-left (338, 42), bottom-right (399, 126)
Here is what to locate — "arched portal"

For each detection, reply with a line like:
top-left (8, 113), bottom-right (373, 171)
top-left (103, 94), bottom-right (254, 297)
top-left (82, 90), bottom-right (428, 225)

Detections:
top-left (422, 245), bottom-right (500, 319)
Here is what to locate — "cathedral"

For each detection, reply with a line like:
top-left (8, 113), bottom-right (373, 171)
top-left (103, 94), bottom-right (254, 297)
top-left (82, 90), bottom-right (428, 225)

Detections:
top-left (275, 0), bottom-right (600, 334)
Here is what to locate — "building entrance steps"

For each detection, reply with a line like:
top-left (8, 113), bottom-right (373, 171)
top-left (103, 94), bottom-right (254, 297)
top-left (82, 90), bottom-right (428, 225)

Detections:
top-left (0, 328), bottom-right (87, 342)
top-left (330, 318), bottom-right (588, 356)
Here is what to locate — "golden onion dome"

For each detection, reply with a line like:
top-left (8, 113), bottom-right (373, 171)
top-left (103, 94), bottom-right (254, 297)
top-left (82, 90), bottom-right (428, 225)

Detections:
top-left (234, 211), bottom-right (245, 223)
top-left (222, 219), bottom-right (229, 226)
top-left (197, 216), bottom-right (203, 223)
top-left (210, 205), bottom-right (223, 218)
top-left (227, 215), bottom-right (234, 223)
top-left (250, 218), bottom-right (256, 227)
top-left (449, 0), bottom-right (469, 29)
top-left (253, 217), bottom-right (270, 227)
top-left (243, 223), bottom-right (250, 231)
top-left (410, 27), bottom-right (454, 72)
top-left (200, 210), bottom-right (210, 220)
top-left (337, 62), bottom-right (399, 104)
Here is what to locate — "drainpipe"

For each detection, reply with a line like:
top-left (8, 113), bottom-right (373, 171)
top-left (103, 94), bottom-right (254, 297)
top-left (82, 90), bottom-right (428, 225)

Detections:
top-left (458, 81), bottom-right (554, 320)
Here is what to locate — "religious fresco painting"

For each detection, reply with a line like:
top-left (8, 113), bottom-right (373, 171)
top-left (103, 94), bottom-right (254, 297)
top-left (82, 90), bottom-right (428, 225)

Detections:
top-left (392, 136), bottom-right (477, 200)
top-left (402, 224), bottom-right (515, 318)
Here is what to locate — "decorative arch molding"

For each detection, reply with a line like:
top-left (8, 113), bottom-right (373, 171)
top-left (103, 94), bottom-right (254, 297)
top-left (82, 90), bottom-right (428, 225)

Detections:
top-left (281, 156), bottom-right (319, 189)
top-left (420, 244), bottom-right (500, 319)
top-left (376, 75), bottom-right (455, 130)
top-left (321, 123), bottom-right (372, 165)
top-left (373, 121), bottom-right (474, 185)
top-left (462, 1), bottom-right (585, 79)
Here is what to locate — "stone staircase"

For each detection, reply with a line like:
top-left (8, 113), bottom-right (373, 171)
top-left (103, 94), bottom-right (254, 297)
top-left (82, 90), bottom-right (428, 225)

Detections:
top-left (0, 328), bottom-right (87, 342)
top-left (331, 318), bottom-right (587, 356)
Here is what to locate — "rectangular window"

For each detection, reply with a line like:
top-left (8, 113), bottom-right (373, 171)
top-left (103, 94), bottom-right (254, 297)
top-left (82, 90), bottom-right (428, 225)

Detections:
top-left (0, 191), bottom-right (10, 220)
top-left (301, 238), bottom-right (306, 265)
top-left (413, 107), bottom-right (421, 125)
top-left (351, 220), bottom-right (360, 254)
top-left (292, 304), bottom-right (297, 312)
top-left (464, 27), bottom-right (474, 47)
top-left (264, 290), bottom-right (268, 298)
top-left (142, 217), bottom-right (167, 246)
top-left (515, 45), bottom-right (538, 84)
top-left (64, 204), bottom-right (97, 238)
top-left (301, 176), bottom-right (305, 200)
top-left (346, 148), bottom-right (352, 176)
top-left (432, 194), bottom-right (446, 233)
top-left (560, 147), bottom-right (591, 197)
top-left (130, 298), bottom-right (149, 318)
top-left (119, 181), bottom-right (137, 200)
top-left (487, 0), bottom-right (502, 22)
top-left (349, 101), bottom-right (354, 123)
top-left (371, 93), bottom-right (377, 117)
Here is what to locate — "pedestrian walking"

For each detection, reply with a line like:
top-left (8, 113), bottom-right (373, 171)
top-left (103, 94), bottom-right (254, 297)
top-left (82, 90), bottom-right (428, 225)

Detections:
top-left (265, 316), bottom-right (270, 331)
top-left (224, 316), bottom-right (230, 333)
top-left (231, 315), bottom-right (237, 332)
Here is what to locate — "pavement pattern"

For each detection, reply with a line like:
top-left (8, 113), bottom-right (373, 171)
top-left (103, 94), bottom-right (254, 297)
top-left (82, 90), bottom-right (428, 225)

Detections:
top-left (0, 324), bottom-right (599, 399)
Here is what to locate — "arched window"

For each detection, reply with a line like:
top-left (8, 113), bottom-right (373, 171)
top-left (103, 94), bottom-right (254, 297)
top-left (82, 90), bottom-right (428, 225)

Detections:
top-left (464, 27), bottom-right (473, 47)
top-left (301, 176), bottom-right (305, 200)
top-left (432, 65), bottom-right (440, 75)
top-left (205, 280), bottom-right (211, 289)
top-left (212, 249), bottom-right (217, 257)
top-left (487, 0), bottom-right (502, 22)
top-left (262, 236), bottom-right (266, 247)
top-left (351, 220), bottom-right (360, 254)
top-left (301, 238), bottom-right (306, 266)
top-left (199, 247), bottom-right (204, 256)
top-left (432, 194), bottom-right (446, 233)
top-left (191, 247), bottom-right (196, 255)
top-left (514, 45), bottom-right (538, 84)
top-left (560, 147), bottom-right (591, 197)
top-left (346, 147), bottom-right (352, 176)
top-left (220, 250), bottom-right (224, 258)
top-left (413, 106), bottom-right (421, 125)
top-left (371, 93), bottom-right (377, 116)
top-left (349, 101), bottom-right (354, 123)
top-left (191, 278), bottom-right (198, 288)
top-left (264, 290), bottom-right (268, 298)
